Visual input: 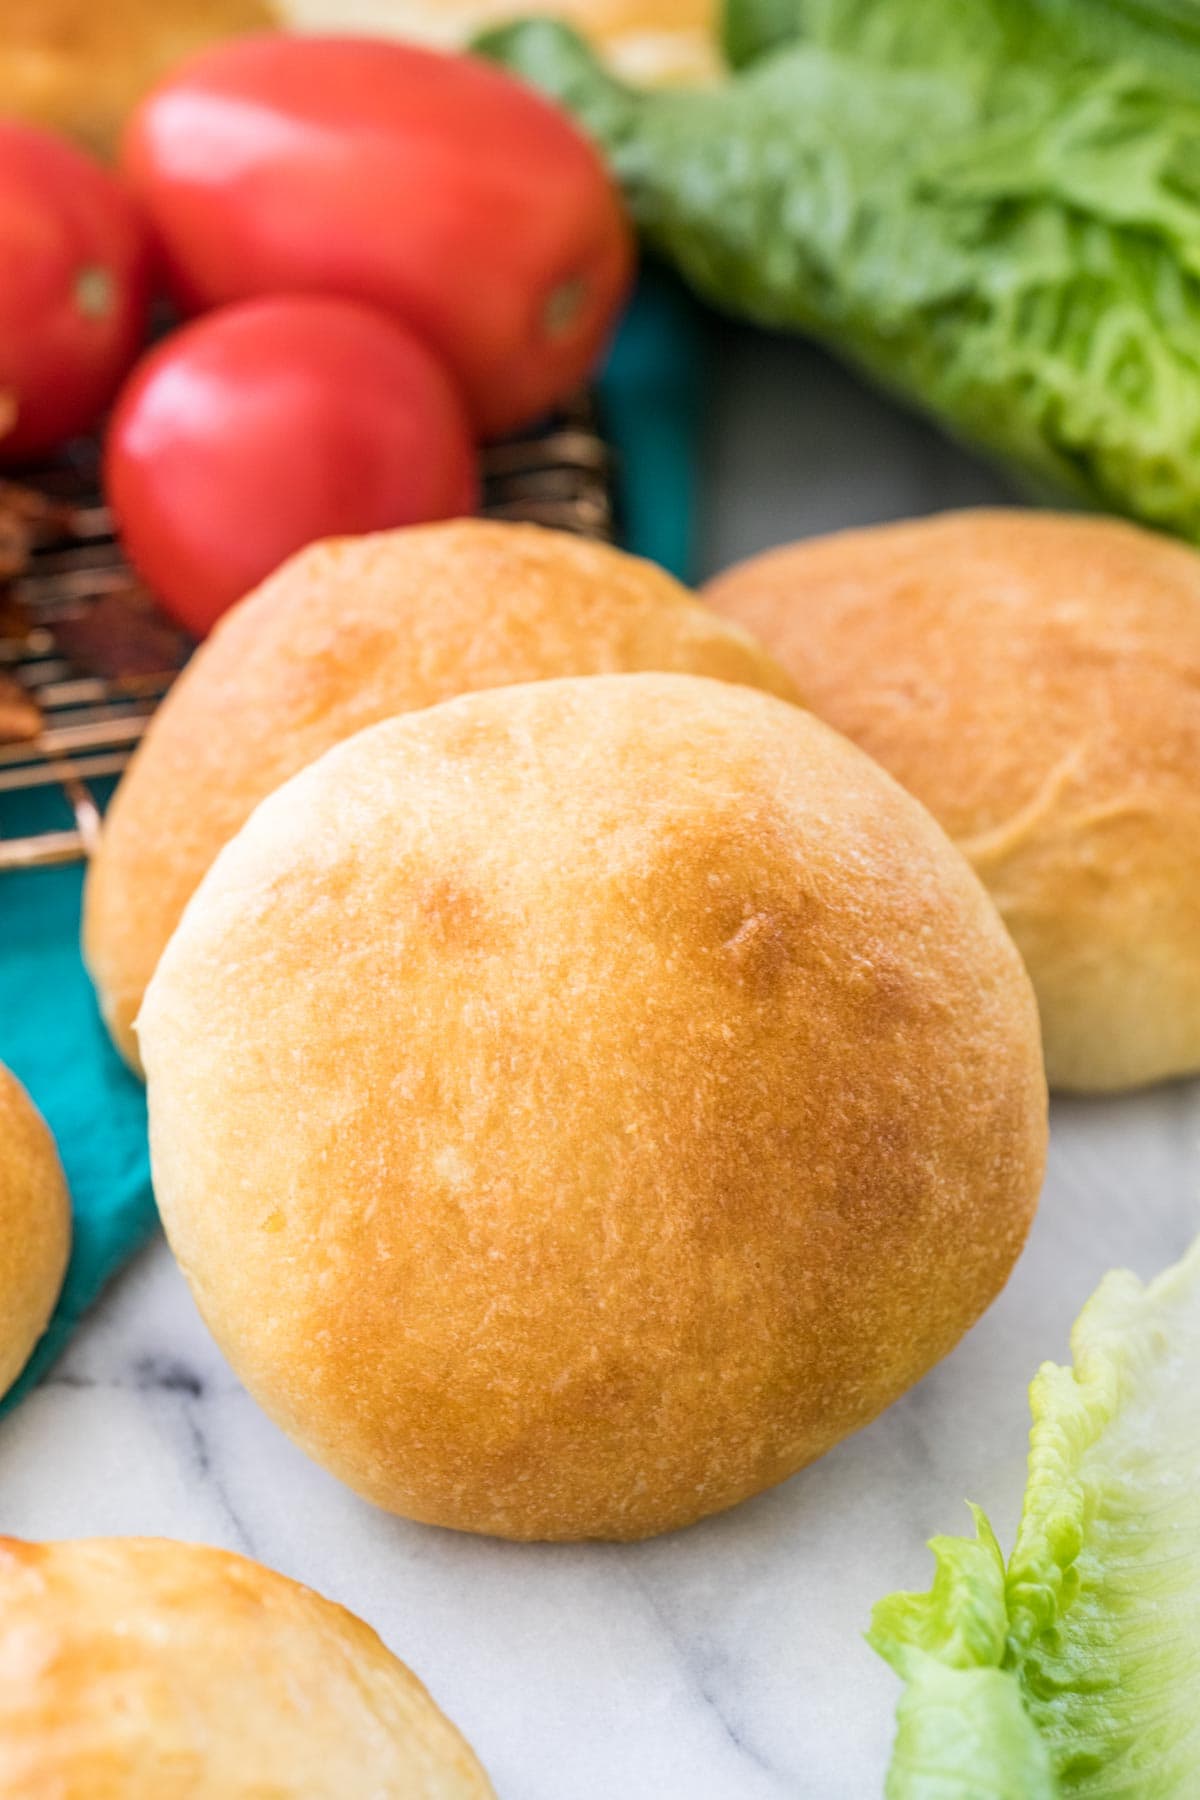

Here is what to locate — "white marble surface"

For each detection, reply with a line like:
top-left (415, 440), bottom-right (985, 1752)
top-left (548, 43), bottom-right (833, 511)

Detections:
top-left (3, 325), bottom-right (1199, 1798)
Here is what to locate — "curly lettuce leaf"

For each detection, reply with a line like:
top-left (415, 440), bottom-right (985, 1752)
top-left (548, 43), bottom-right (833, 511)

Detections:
top-left (871, 1512), bottom-right (1059, 1797)
top-left (885, 1658), bottom-right (1058, 1799)
top-left (478, 18), bottom-right (1200, 543)
top-left (722, 0), bottom-right (1200, 82)
top-left (869, 1236), bottom-right (1200, 1798)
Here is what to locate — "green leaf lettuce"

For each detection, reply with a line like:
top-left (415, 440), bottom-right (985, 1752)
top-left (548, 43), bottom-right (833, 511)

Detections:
top-left (869, 1235), bottom-right (1200, 1797)
top-left (479, 6), bottom-right (1200, 542)
top-left (721, 0), bottom-right (1200, 87)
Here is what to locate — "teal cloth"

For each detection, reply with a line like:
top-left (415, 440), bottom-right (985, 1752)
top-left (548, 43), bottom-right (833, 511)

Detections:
top-left (0, 273), bottom-right (708, 1411)
top-left (0, 838), bottom-right (156, 1414)
top-left (600, 265), bottom-right (709, 583)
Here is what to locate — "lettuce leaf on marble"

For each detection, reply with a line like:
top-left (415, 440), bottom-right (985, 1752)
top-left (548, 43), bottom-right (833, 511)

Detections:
top-left (479, 11), bottom-right (1200, 542)
top-left (869, 1236), bottom-right (1200, 1798)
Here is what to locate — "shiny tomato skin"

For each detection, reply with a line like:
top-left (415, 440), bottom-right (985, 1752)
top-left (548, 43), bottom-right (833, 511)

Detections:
top-left (120, 35), bottom-right (634, 437)
top-left (104, 294), bottom-right (479, 637)
top-left (0, 121), bottom-right (150, 461)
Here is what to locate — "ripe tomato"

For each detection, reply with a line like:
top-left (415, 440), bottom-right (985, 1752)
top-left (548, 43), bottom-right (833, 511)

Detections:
top-left (105, 295), bottom-right (478, 637)
top-left (0, 121), bottom-right (150, 462)
top-left (120, 36), bottom-right (634, 437)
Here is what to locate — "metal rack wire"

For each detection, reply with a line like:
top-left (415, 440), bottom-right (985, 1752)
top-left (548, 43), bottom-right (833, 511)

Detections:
top-left (0, 396), bottom-right (616, 873)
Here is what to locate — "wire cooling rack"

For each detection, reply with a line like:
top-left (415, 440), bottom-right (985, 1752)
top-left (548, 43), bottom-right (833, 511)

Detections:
top-left (0, 396), bottom-right (615, 873)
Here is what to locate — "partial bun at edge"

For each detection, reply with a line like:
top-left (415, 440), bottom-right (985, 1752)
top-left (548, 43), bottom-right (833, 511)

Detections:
top-left (0, 1066), bottom-right (70, 1400)
top-left (0, 1536), bottom-right (494, 1795)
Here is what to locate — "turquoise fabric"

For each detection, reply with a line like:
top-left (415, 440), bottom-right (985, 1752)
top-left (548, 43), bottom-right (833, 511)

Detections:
top-left (0, 787), bottom-right (157, 1413)
top-left (600, 265), bottom-right (709, 584)
top-left (0, 274), bottom-right (707, 1410)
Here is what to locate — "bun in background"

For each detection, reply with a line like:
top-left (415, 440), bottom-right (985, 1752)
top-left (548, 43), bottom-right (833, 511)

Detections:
top-left (277, 0), bottom-right (722, 86)
top-left (0, 0), bottom-right (271, 156)
top-left (707, 509), bottom-right (1200, 1092)
top-left (1, 0), bottom-right (717, 162)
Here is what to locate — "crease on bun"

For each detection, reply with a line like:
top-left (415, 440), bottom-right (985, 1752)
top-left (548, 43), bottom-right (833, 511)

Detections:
top-left (706, 508), bottom-right (1200, 1093)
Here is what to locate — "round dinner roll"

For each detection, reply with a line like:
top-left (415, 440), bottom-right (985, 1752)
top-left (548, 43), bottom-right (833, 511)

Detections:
top-left (705, 509), bottom-right (1200, 1093)
top-left (83, 520), bottom-right (794, 1073)
top-left (140, 673), bottom-right (1047, 1541)
top-left (0, 1066), bottom-right (70, 1399)
top-left (0, 1536), bottom-right (493, 1795)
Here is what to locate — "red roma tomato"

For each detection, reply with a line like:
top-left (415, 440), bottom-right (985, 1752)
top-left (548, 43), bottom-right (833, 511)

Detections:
top-left (104, 294), bottom-right (478, 637)
top-left (0, 121), bottom-right (150, 462)
top-left (120, 36), bottom-right (634, 438)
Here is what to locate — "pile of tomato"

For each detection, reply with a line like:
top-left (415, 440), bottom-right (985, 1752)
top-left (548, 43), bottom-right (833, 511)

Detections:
top-left (0, 35), bottom-right (633, 636)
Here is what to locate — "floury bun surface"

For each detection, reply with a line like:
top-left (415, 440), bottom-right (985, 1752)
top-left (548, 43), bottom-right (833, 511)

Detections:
top-left (140, 673), bottom-right (1047, 1541)
top-left (707, 508), bottom-right (1200, 1092)
top-left (83, 520), bottom-right (794, 1072)
top-left (0, 1536), bottom-right (494, 1796)
top-left (0, 1064), bottom-right (70, 1400)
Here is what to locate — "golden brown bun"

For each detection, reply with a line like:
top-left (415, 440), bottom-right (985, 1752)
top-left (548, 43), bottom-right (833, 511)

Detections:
top-left (0, 1536), bottom-right (493, 1796)
top-left (3, 0), bottom-right (716, 160)
top-left (0, 0), bottom-right (273, 157)
top-left (140, 672), bottom-right (1046, 1541)
top-left (0, 1067), bottom-right (70, 1400)
top-left (705, 508), bottom-right (1200, 1093)
top-left (83, 521), bottom-right (795, 1074)
top-left (278, 0), bottom-right (722, 86)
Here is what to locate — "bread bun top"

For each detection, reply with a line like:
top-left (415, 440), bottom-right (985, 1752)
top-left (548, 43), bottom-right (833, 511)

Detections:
top-left (706, 508), bottom-right (1200, 1091)
top-left (0, 1066), bottom-right (70, 1399)
top-left (0, 1536), bottom-right (493, 1796)
top-left (140, 672), bottom-right (1045, 1540)
top-left (83, 520), bottom-right (794, 1072)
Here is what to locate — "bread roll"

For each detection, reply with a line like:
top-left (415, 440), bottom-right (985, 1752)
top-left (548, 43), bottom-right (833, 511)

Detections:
top-left (84, 521), bottom-right (794, 1073)
top-left (0, 1536), bottom-right (493, 1795)
top-left (0, 0), bottom-right (272, 157)
top-left (0, 1066), bottom-right (70, 1400)
top-left (2, 0), bottom-right (717, 157)
top-left (140, 673), bottom-right (1046, 1541)
top-left (278, 0), bottom-right (722, 86)
top-left (706, 509), bottom-right (1200, 1093)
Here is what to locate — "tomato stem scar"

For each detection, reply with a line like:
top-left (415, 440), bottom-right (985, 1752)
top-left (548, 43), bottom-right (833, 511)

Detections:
top-left (542, 276), bottom-right (588, 339)
top-left (75, 267), bottom-right (114, 319)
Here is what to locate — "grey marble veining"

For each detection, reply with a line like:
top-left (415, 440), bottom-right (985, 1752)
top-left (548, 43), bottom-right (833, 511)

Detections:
top-left (2, 326), bottom-right (1197, 1799)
